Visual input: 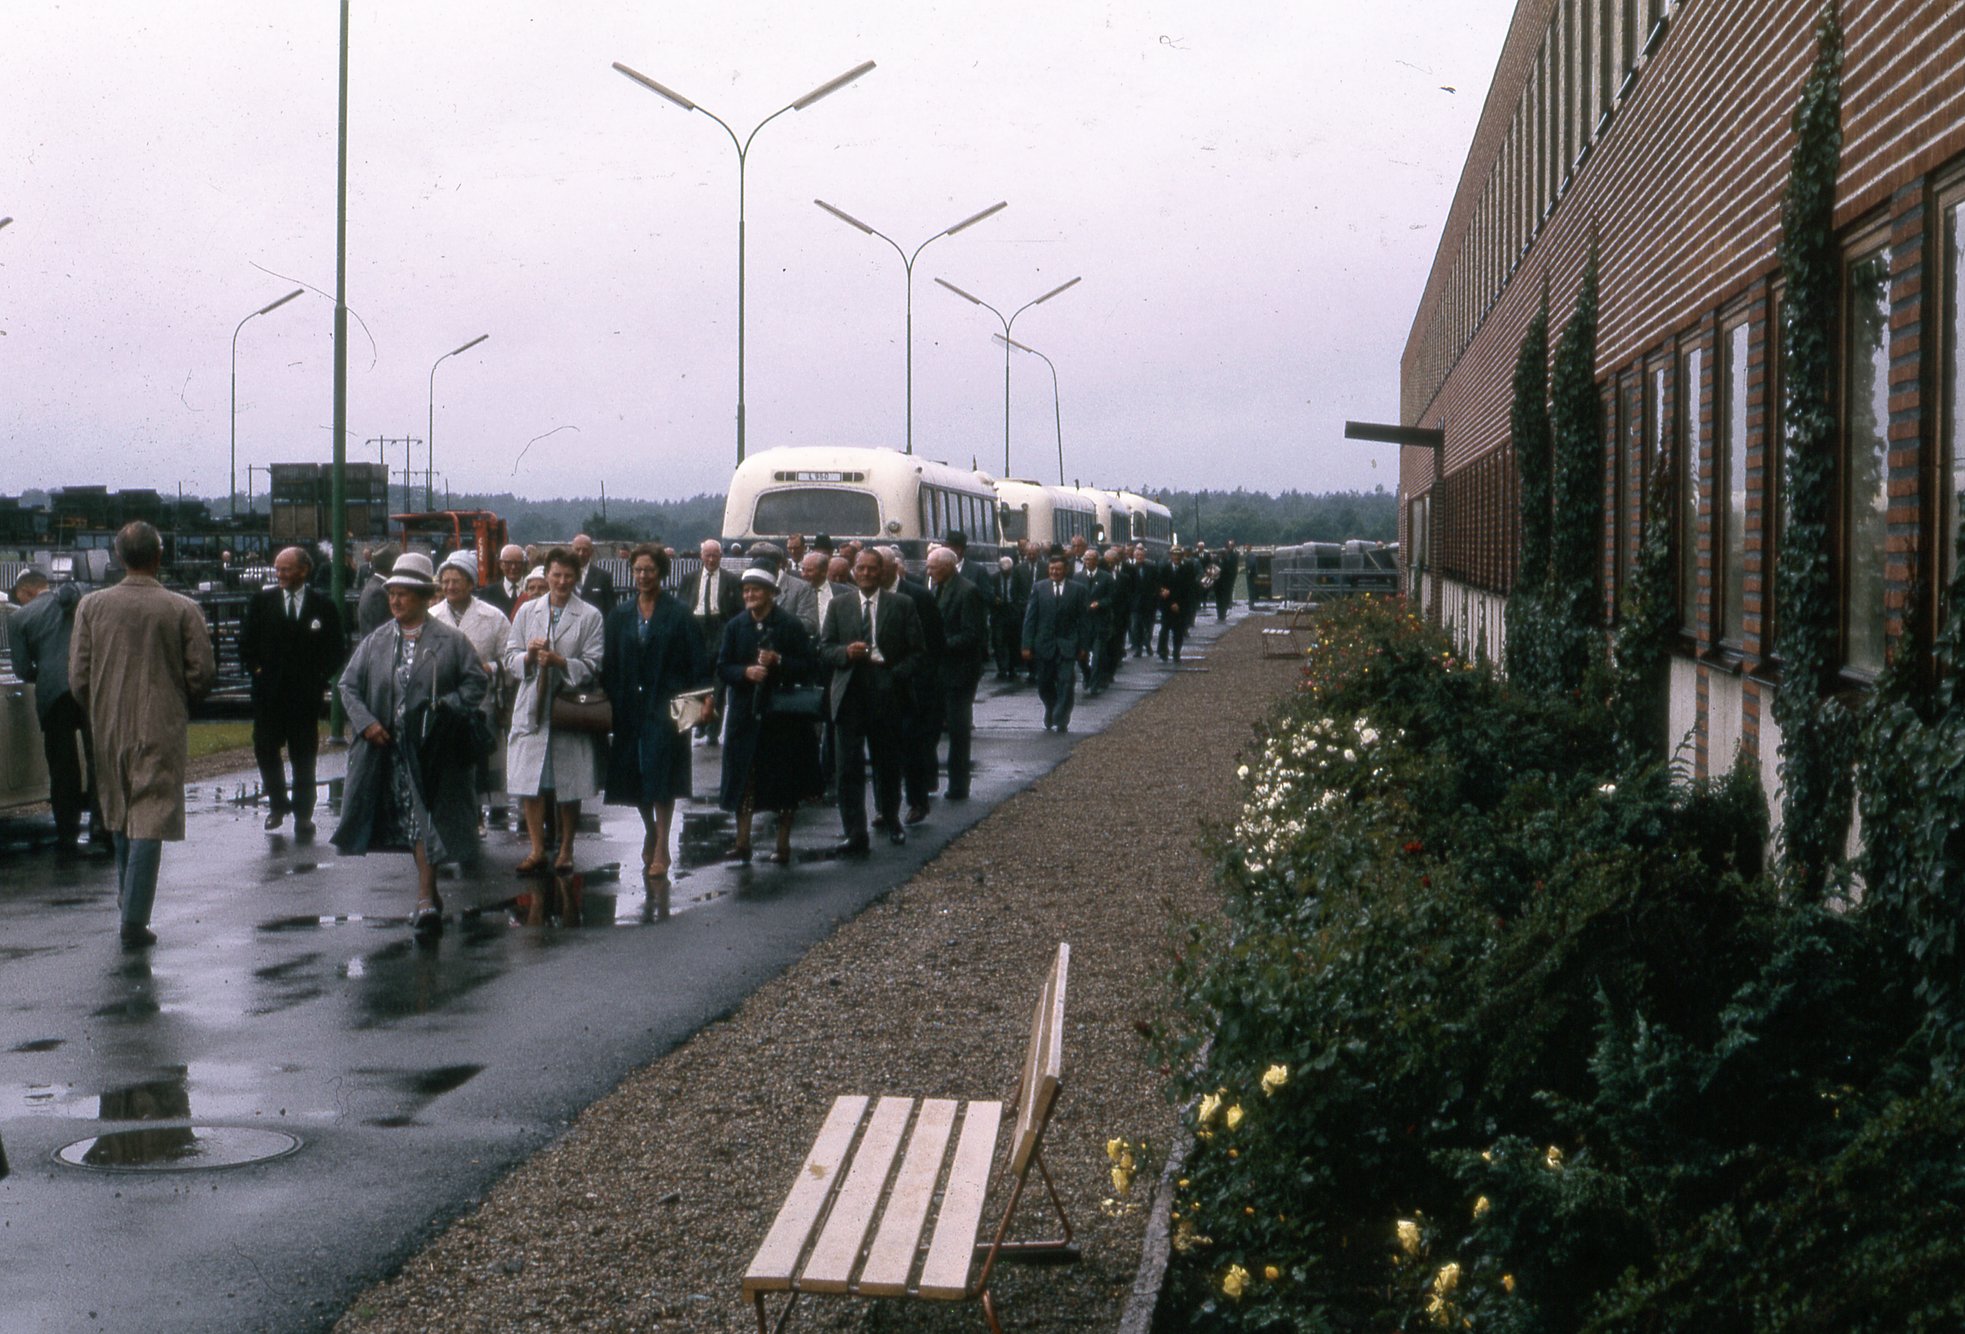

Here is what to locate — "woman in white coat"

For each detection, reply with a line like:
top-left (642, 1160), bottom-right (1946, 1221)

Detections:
top-left (504, 547), bottom-right (606, 871)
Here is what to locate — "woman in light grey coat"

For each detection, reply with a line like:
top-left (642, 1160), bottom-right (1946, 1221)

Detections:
top-left (332, 552), bottom-right (488, 936)
top-left (504, 547), bottom-right (606, 872)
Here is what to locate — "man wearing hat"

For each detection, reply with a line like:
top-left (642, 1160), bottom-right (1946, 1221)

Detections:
top-left (482, 543), bottom-right (528, 617)
top-left (683, 540), bottom-right (742, 743)
top-left (356, 541), bottom-right (400, 636)
top-left (239, 546), bottom-right (345, 835)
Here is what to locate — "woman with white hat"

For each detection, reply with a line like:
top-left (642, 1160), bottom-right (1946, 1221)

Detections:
top-left (332, 551), bottom-right (490, 937)
top-left (435, 553), bottom-right (511, 819)
top-left (716, 565), bottom-right (823, 863)
top-left (504, 546), bottom-right (606, 873)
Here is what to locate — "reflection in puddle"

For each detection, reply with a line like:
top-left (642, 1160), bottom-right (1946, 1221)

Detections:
top-left (11, 1038), bottom-right (63, 1053)
top-left (100, 1068), bottom-right (192, 1121)
top-left (677, 810), bottom-right (736, 868)
top-left (57, 1125), bottom-right (301, 1172)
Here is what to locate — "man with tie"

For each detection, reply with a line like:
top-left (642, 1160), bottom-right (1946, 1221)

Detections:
top-left (926, 547), bottom-right (988, 801)
top-left (820, 549), bottom-right (924, 853)
top-left (1129, 543), bottom-right (1159, 657)
top-left (239, 546), bottom-right (346, 836)
top-left (1080, 547), bottom-right (1116, 695)
top-left (884, 546), bottom-right (945, 825)
top-left (569, 533), bottom-right (616, 613)
top-left (1157, 545), bottom-right (1203, 662)
top-left (683, 539), bottom-right (743, 743)
top-left (481, 543), bottom-right (528, 616)
top-left (989, 554), bottom-right (1028, 680)
top-left (1022, 550), bottom-right (1092, 733)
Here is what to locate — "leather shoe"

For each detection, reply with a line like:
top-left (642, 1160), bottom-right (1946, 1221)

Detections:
top-left (832, 837), bottom-right (871, 857)
top-left (294, 818), bottom-right (316, 838)
top-left (887, 827), bottom-right (907, 846)
top-left (120, 924), bottom-right (156, 950)
top-left (263, 810), bottom-right (286, 831)
top-left (905, 804), bottom-right (930, 825)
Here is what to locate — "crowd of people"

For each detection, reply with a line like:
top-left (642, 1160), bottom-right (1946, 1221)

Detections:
top-left (6, 520), bottom-right (1242, 949)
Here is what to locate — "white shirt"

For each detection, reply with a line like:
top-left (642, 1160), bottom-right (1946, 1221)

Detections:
top-left (697, 568), bottom-right (716, 616)
top-left (863, 594), bottom-right (884, 665)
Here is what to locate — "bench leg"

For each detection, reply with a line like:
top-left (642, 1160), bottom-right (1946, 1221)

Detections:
top-left (980, 1287), bottom-right (1005, 1334)
top-left (754, 1290), bottom-right (800, 1334)
top-left (976, 1150), bottom-right (1079, 1262)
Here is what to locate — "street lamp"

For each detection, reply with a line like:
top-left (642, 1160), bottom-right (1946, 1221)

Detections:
top-left (613, 58), bottom-right (875, 466)
top-left (428, 334), bottom-right (488, 511)
top-left (230, 288), bottom-right (305, 519)
top-left (994, 333), bottom-right (1066, 485)
top-left (934, 275), bottom-right (1080, 476)
top-left (813, 198), bottom-right (1006, 454)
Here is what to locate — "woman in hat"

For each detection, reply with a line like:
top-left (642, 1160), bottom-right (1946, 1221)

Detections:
top-left (601, 543), bottom-right (710, 879)
top-left (716, 566), bottom-right (823, 863)
top-left (505, 547), bottom-right (606, 873)
top-left (332, 552), bottom-right (490, 937)
top-left (435, 553), bottom-right (510, 818)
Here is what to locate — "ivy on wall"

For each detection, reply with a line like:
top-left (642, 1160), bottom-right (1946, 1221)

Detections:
top-left (1772, 1), bottom-right (1853, 903)
top-left (1504, 288), bottom-right (1552, 686)
top-left (1611, 451), bottom-right (1677, 767)
top-left (1546, 236), bottom-right (1607, 695)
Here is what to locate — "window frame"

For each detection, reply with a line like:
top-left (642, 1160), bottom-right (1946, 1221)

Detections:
top-left (1935, 176), bottom-right (1965, 629)
top-left (1838, 229), bottom-right (1894, 679)
top-left (1717, 309), bottom-right (1753, 652)
top-left (1677, 340), bottom-right (1707, 643)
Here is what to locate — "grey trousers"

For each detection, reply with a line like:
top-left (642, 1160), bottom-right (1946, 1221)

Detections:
top-left (113, 834), bottom-right (163, 928)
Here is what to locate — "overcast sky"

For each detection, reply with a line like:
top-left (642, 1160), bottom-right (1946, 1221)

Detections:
top-left (1, 0), bottom-right (1516, 504)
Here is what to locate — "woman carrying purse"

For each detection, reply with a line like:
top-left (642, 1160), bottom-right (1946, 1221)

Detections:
top-left (716, 566), bottom-right (823, 864)
top-left (504, 547), bottom-right (606, 873)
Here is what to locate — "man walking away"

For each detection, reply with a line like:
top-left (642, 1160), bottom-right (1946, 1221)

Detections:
top-left (8, 568), bottom-right (104, 850)
top-left (70, 522), bottom-right (217, 949)
top-left (927, 548), bottom-right (987, 800)
top-left (239, 546), bottom-right (345, 836)
top-left (1215, 539), bottom-right (1241, 621)
top-left (1023, 550), bottom-right (1091, 733)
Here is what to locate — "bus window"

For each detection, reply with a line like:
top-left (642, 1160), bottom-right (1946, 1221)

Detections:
top-left (1001, 506), bottom-right (1027, 541)
top-left (754, 489), bottom-right (881, 537)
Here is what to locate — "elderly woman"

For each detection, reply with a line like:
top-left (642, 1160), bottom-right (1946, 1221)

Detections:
top-left (434, 553), bottom-right (511, 815)
top-left (602, 544), bottom-right (710, 880)
top-left (505, 546), bottom-right (606, 872)
top-left (333, 552), bottom-right (489, 937)
top-left (717, 566), bottom-right (823, 864)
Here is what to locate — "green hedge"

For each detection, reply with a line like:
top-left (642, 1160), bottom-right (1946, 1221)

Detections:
top-left (1162, 597), bottom-right (1965, 1331)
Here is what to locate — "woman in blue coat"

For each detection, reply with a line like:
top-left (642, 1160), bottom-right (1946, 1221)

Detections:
top-left (716, 567), bottom-right (823, 863)
top-left (602, 544), bottom-right (710, 880)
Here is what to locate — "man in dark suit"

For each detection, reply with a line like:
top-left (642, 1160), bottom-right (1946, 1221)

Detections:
top-left (481, 542), bottom-right (527, 616)
top-left (943, 529), bottom-right (996, 607)
top-left (569, 533), bottom-right (615, 613)
top-left (885, 547), bottom-right (945, 824)
top-left (1215, 539), bottom-right (1241, 621)
top-left (682, 539), bottom-right (743, 742)
top-left (927, 548), bottom-right (988, 801)
top-left (1128, 543), bottom-right (1158, 657)
top-left (356, 541), bottom-right (398, 637)
top-left (1022, 551), bottom-right (1092, 733)
top-left (989, 555), bottom-right (1028, 680)
top-left (1157, 546), bottom-right (1203, 662)
top-left (1019, 540), bottom-right (1046, 682)
top-left (820, 549), bottom-right (925, 853)
top-left (239, 545), bottom-right (345, 836)
top-left (1103, 545), bottom-right (1134, 689)
top-left (1079, 548), bottom-right (1116, 694)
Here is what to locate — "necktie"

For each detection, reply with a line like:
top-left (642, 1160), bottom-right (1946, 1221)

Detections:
top-left (699, 572), bottom-right (713, 616)
top-left (289, 592), bottom-right (301, 621)
top-left (1054, 582), bottom-right (1063, 598)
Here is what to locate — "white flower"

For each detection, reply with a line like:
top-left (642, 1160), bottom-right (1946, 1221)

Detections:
top-left (1343, 749), bottom-right (1357, 763)
top-left (1597, 782), bottom-right (1617, 796)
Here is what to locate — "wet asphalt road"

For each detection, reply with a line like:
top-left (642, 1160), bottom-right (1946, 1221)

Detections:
top-left (0, 613), bottom-right (1244, 1333)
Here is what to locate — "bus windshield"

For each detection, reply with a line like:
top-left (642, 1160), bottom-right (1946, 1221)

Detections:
top-left (752, 488), bottom-right (880, 537)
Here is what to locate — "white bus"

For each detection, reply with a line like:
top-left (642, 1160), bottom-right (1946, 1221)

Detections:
top-left (721, 446), bottom-right (1002, 562)
top-left (994, 480), bottom-right (1098, 553)
top-left (1114, 490), bottom-right (1174, 559)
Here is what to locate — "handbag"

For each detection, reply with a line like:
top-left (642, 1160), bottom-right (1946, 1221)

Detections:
top-left (551, 685), bottom-right (612, 734)
top-left (764, 683), bottom-right (826, 721)
top-left (668, 687), bottom-right (715, 735)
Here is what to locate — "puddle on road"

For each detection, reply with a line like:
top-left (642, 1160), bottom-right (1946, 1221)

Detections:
top-left (11, 1038), bottom-right (64, 1053)
top-left (55, 1125), bottom-right (301, 1172)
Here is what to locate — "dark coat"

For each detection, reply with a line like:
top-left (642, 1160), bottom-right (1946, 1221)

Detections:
top-left (332, 617), bottom-right (487, 864)
top-left (8, 581), bottom-right (82, 721)
top-left (681, 566), bottom-right (743, 622)
top-left (240, 584), bottom-right (345, 717)
top-left (819, 588), bottom-right (925, 720)
top-left (1159, 559), bottom-right (1202, 623)
top-left (716, 607), bottom-right (824, 812)
top-left (355, 574), bottom-right (391, 637)
top-left (602, 592), bottom-right (710, 808)
top-left (1082, 566), bottom-right (1117, 631)
top-left (935, 572), bottom-right (990, 690)
top-left (1023, 577), bottom-right (1092, 661)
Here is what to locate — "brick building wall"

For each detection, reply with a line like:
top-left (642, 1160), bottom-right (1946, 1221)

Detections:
top-left (1401, 0), bottom-right (1965, 780)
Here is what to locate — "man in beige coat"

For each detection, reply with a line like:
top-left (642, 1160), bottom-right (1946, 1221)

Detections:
top-left (69, 522), bottom-right (217, 949)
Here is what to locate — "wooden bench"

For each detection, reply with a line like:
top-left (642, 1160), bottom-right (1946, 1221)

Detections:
top-left (741, 943), bottom-right (1075, 1333)
top-left (1263, 602), bottom-right (1319, 657)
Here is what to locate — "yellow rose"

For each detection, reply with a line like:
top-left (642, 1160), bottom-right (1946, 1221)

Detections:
top-left (1433, 1261), bottom-right (1461, 1295)
top-left (1222, 1264), bottom-right (1249, 1300)
top-left (1197, 1092), bottom-right (1223, 1126)
top-left (1544, 1145), bottom-right (1564, 1171)
top-left (1111, 1164), bottom-right (1132, 1196)
top-left (1106, 1137), bottom-right (1126, 1163)
top-left (1263, 1264), bottom-right (1280, 1281)
top-left (1225, 1103), bottom-right (1244, 1130)
top-left (1261, 1064), bottom-right (1289, 1095)
top-left (1472, 1195), bottom-right (1491, 1219)
top-left (1396, 1218), bottom-right (1421, 1256)
top-left (1502, 1273), bottom-right (1517, 1294)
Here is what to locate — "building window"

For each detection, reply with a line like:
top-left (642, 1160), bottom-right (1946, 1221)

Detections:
top-left (1719, 318), bottom-right (1751, 646)
top-left (1941, 190), bottom-right (1965, 611)
top-left (1624, 371), bottom-right (1646, 591)
top-left (1679, 346), bottom-right (1705, 638)
top-left (1843, 244), bottom-right (1892, 675)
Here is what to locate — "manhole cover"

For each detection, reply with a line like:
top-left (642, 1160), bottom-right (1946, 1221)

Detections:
top-left (55, 1125), bottom-right (301, 1172)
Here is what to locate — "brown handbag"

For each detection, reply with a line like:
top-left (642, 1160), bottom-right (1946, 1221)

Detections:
top-left (551, 685), bottom-right (612, 734)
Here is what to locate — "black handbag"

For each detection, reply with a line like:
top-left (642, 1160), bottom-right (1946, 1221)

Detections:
top-left (551, 686), bottom-right (613, 734)
top-left (764, 684), bottom-right (825, 720)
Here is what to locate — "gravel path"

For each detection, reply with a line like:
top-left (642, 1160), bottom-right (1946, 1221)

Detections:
top-left (336, 619), bottom-right (1297, 1332)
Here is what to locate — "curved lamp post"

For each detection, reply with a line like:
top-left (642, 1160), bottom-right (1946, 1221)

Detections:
top-left (230, 288), bottom-right (305, 518)
top-left (428, 334), bottom-right (488, 511)
top-left (934, 275), bottom-right (1080, 476)
top-left (994, 333), bottom-right (1065, 485)
top-left (813, 198), bottom-right (1006, 454)
top-left (612, 58), bottom-right (875, 466)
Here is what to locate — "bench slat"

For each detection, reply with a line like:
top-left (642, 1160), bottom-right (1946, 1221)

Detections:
top-left (1011, 943), bottom-right (1068, 1177)
top-left (917, 1100), bottom-right (1004, 1300)
top-left (857, 1098), bottom-right (959, 1296)
top-left (742, 1095), bottom-right (868, 1297)
top-left (801, 1096), bottom-right (914, 1293)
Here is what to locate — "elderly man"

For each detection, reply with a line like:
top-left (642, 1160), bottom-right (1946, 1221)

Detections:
top-left (239, 546), bottom-right (345, 836)
top-left (884, 547), bottom-right (945, 824)
top-left (770, 542), bottom-right (819, 631)
top-left (482, 543), bottom-right (528, 616)
top-left (1080, 546), bottom-right (1116, 695)
top-left (989, 554), bottom-right (1028, 680)
top-left (70, 522), bottom-right (217, 948)
top-left (820, 549), bottom-right (924, 853)
top-left (356, 542), bottom-right (400, 636)
top-left (1023, 549), bottom-right (1091, 733)
top-left (9, 568), bottom-right (104, 850)
top-left (683, 539), bottom-right (742, 743)
top-left (1157, 545), bottom-right (1202, 662)
top-left (568, 533), bottom-right (616, 613)
top-left (926, 548), bottom-right (988, 801)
